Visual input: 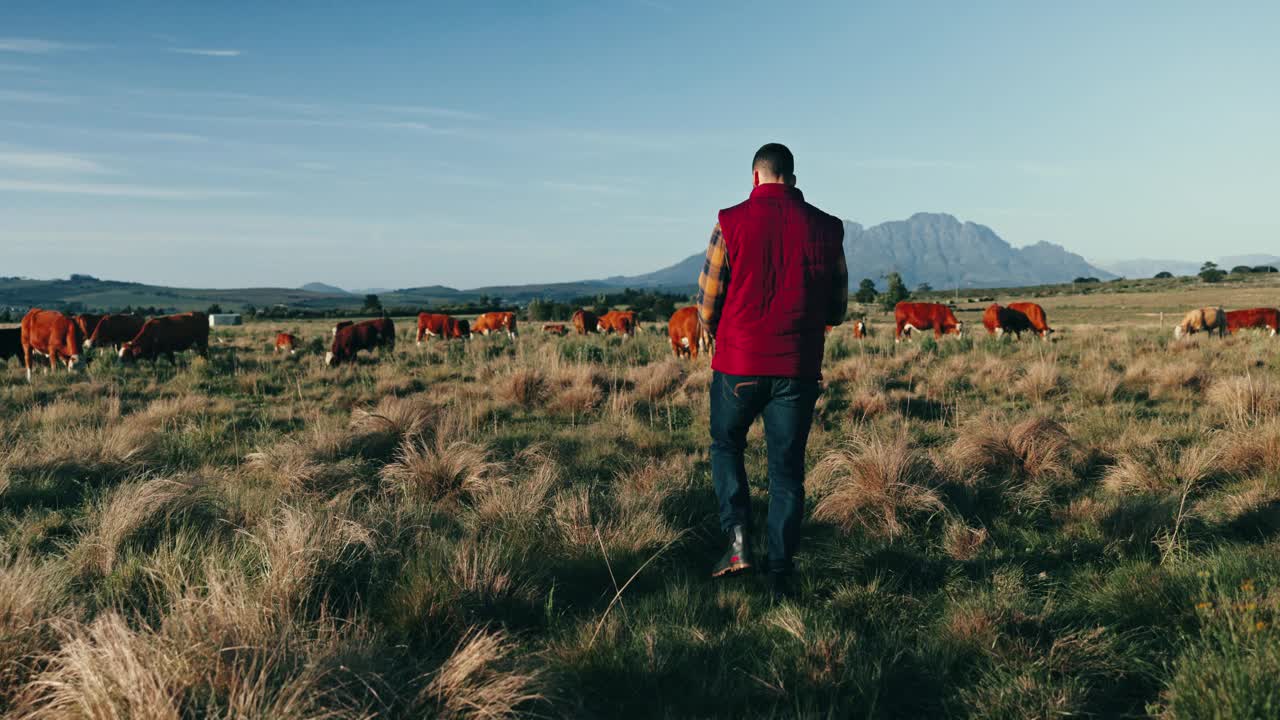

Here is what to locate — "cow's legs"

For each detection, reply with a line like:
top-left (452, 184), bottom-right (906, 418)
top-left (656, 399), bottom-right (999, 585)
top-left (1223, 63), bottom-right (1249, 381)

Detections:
top-left (23, 345), bottom-right (32, 382)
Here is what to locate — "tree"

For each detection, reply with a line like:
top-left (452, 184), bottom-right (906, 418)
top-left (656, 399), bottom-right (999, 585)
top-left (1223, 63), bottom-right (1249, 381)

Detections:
top-left (1154, 271), bottom-right (1174, 279)
top-left (879, 272), bottom-right (910, 311)
top-left (1254, 265), bottom-right (1278, 274)
top-left (1073, 277), bottom-right (1101, 284)
top-left (1198, 261), bottom-right (1225, 284)
top-left (243, 303), bottom-right (257, 317)
top-left (362, 294), bottom-right (382, 313)
top-left (916, 282), bottom-right (933, 293)
top-left (207, 303), bottom-right (223, 315)
top-left (1230, 265), bottom-right (1254, 274)
top-left (854, 278), bottom-right (878, 304)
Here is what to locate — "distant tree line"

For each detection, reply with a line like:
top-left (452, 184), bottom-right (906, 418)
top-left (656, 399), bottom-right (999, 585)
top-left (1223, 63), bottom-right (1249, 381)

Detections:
top-left (526, 288), bottom-right (686, 322)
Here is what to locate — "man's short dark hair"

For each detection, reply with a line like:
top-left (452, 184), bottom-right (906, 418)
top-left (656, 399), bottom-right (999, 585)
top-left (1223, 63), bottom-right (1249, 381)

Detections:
top-left (752, 143), bottom-right (794, 178)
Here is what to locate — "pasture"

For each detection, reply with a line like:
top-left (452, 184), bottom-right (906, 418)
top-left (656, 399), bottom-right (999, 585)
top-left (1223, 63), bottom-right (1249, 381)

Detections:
top-left (2, 297), bottom-right (1280, 718)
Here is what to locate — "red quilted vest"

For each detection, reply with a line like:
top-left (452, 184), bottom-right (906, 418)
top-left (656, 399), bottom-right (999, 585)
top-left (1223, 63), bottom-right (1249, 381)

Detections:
top-left (711, 183), bottom-right (844, 379)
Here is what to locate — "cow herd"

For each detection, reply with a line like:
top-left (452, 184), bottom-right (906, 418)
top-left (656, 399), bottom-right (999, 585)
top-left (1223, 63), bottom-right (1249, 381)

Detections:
top-left (3, 299), bottom-right (1278, 381)
top-left (1, 308), bottom-right (210, 381)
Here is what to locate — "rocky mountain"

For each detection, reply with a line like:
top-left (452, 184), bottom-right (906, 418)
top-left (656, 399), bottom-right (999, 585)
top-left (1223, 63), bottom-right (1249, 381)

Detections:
top-left (605, 212), bottom-right (1113, 291)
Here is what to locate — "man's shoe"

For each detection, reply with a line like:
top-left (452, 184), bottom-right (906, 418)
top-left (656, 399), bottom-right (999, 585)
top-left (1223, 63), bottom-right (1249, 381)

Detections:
top-left (710, 526), bottom-right (752, 578)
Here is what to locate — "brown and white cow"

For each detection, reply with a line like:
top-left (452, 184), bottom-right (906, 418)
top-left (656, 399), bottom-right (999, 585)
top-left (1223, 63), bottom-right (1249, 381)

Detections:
top-left (1225, 308), bottom-right (1279, 337)
top-left (473, 311), bottom-right (517, 338)
top-left (21, 309), bottom-right (85, 381)
top-left (326, 317), bottom-right (396, 366)
top-left (0, 327), bottom-right (21, 364)
top-left (85, 313), bottom-right (147, 352)
top-left (1008, 302), bottom-right (1054, 339)
top-left (668, 306), bottom-right (712, 359)
top-left (542, 323), bottom-right (569, 336)
top-left (1174, 307), bottom-right (1227, 339)
top-left (119, 312), bottom-right (210, 364)
top-left (274, 332), bottom-right (299, 354)
top-left (597, 310), bottom-right (636, 338)
top-left (572, 309), bottom-right (599, 335)
top-left (826, 320), bottom-right (868, 338)
top-left (894, 302), bottom-right (963, 342)
top-left (417, 313), bottom-right (469, 343)
top-left (73, 313), bottom-right (103, 342)
top-left (982, 303), bottom-right (1036, 339)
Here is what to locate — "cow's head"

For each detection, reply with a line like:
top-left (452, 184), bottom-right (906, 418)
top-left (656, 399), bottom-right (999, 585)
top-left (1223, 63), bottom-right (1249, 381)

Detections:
top-left (118, 342), bottom-right (140, 362)
top-left (66, 354), bottom-right (82, 371)
top-left (324, 351), bottom-right (336, 366)
top-left (1173, 325), bottom-right (1186, 339)
top-left (951, 321), bottom-right (964, 337)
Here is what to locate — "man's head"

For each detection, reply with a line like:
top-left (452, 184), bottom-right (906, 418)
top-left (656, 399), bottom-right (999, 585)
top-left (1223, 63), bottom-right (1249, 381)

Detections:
top-left (752, 143), bottom-right (795, 187)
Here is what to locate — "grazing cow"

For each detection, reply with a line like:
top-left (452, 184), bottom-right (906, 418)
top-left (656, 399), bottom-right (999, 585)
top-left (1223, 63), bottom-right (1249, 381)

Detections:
top-left (542, 323), bottom-right (569, 336)
top-left (1008, 302), bottom-right (1054, 339)
top-left (597, 310), bottom-right (636, 338)
top-left (572, 309), bottom-right (599, 335)
top-left (668, 306), bottom-right (712, 359)
top-left (1225, 308), bottom-right (1279, 337)
top-left (332, 320), bottom-right (354, 338)
top-left (982, 303), bottom-right (1036, 339)
top-left (829, 321), bottom-right (868, 338)
top-left (894, 302), bottom-right (963, 341)
top-left (119, 312), bottom-right (210, 364)
top-left (74, 313), bottom-right (103, 341)
top-left (1174, 307), bottom-right (1227, 339)
top-left (85, 313), bottom-right (146, 351)
top-left (417, 313), bottom-right (469, 343)
top-left (326, 318), bottom-right (395, 366)
top-left (0, 327), bottom-right (23, 364)
top-left (20, 309), bottom-right (85, 381)
top-left (473, 311), bottom-right (518, 338)
top-left (274, 332), bottom-right (299, 354)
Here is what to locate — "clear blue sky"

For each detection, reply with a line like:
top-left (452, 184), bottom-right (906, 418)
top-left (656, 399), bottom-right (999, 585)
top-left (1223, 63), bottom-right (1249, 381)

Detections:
top-left (2, 1), bottom-right (1277, 289)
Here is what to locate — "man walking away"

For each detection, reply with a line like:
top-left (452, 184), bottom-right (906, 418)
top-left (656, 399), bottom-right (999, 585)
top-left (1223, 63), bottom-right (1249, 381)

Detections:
top-left (696, 143), bottom-right (848, 599)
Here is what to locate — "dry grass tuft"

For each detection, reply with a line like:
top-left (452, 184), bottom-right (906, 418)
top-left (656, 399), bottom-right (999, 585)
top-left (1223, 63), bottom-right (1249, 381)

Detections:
top-left (1015, 358), bottom-right (1062, 402)
top-left (14, 613), bottom-right (178, 720)
top-left (1103, 443), bottom-right (1221, 495)
top-left (381, 437), bottom-right (502, 505)
top-left (1151, 361), bottom-right (1209, 397)
top-left (945, 416), bottom-right (1075, 493)
top-left (0, 554), bottom-right (71, 709)
top-left (501, 368), bottom-right (548, 410)
top-left (811, 432), bottom-right (943, 538)
top-left (942, 520), bottom-right (989, 561)
top-left (1218, 422), bottom-right (1280, 479)
top-left (629, 359), bottom-right (683, 402)
top-left (418, 627), bottom-right (544, 720)
top-left (1208, 374), bottom-right (1280, 429)
top-left (74, 474), bottom-right (216, 578)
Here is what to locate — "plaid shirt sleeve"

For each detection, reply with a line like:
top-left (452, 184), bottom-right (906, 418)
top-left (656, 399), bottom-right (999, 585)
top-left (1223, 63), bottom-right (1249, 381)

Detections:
top-left (827, 236), bottom-right (849, 325)
top-left (695, 223), bottom-right (729, 336)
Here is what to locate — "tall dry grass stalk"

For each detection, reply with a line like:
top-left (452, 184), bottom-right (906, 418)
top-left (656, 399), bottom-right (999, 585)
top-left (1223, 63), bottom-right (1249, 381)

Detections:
top-left (1102, 443), bottom-right (1221, 496)
top-left (380, 437), bottom-right (501, 505)
top-left (74, 474), bottom-right (216, 578)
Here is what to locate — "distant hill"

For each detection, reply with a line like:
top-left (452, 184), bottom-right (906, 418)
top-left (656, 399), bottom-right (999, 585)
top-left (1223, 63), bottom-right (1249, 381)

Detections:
top-left (1220, 254), bottom-right (1280, 269)
top-left (601, 212), bottom-right (1113, 291)
top-left (1096, 258), bottom-right (1202, 279)
top-left (300, 282), bottom-right (349, 294)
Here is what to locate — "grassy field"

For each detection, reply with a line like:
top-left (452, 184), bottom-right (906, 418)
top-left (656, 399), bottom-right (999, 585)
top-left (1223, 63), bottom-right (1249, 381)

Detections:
top-left (2, 283), bottom-right (1280, 718)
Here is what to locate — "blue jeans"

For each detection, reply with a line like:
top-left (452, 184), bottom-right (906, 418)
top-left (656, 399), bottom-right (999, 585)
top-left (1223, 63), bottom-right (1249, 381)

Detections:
top-left (710, 371), bottom-right (820, 575)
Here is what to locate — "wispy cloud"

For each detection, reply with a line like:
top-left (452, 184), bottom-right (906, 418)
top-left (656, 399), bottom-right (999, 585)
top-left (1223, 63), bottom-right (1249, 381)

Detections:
top-left (0, 121), bottom-right (210, 144)
top-left (0, 178), bottom-right (257, 199)
top-left (0, 150), bottom-right (111, 174)
top-left (0, 37), bottom-right (95, 54)
top-left (168, 47), bottom-right (243, 57)
top-left (0, 89), bottom-right (75, 104)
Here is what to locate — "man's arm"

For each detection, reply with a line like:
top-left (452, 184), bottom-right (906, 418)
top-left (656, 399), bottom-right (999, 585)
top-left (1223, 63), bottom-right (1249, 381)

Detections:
top-left (695, 223), bottom-right (730, 337)
top-left (826, 233), bottom-right (849, 326)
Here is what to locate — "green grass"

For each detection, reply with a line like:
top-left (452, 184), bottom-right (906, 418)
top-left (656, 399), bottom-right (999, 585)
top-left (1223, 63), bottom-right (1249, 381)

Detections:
top-left (2, 312), bottom-right (1279, 718)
